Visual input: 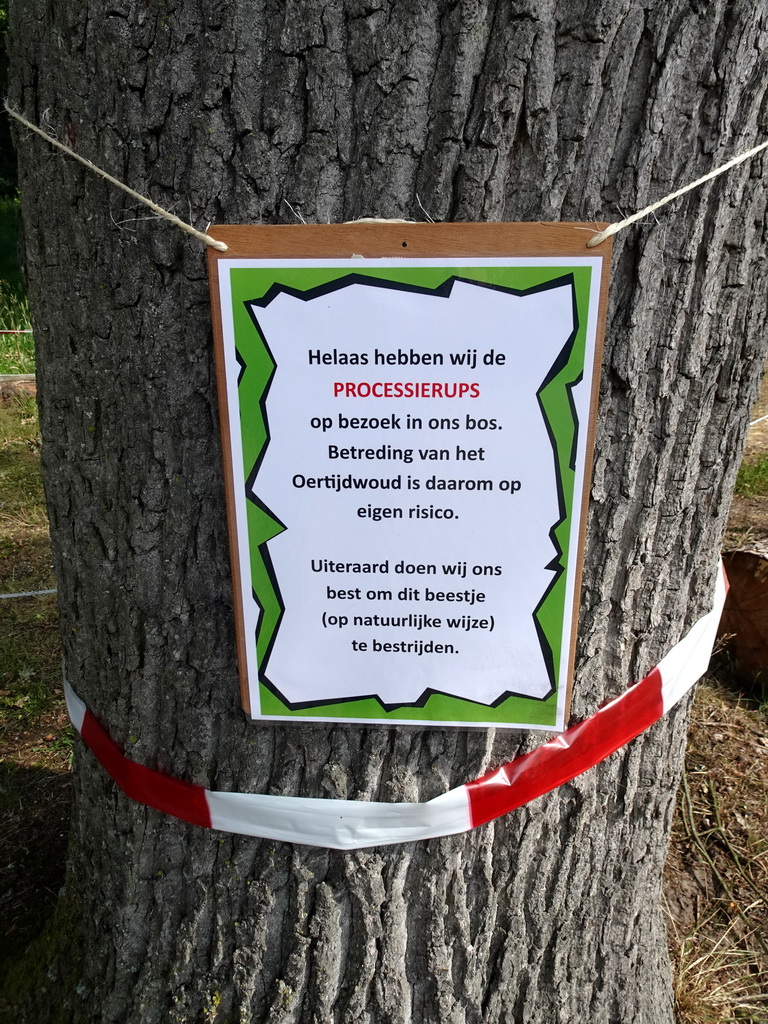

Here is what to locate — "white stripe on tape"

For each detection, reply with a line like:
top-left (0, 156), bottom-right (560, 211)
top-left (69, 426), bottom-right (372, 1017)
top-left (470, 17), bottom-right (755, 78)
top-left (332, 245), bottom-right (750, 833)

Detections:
top-left (206, 786), bottom-right (472, 849)
top-left (0, 588), bottom-right (57, 600)
top-left (658, 564), bottom-right (727, 711)
top-left (64, 679), bottom-right (87, 733)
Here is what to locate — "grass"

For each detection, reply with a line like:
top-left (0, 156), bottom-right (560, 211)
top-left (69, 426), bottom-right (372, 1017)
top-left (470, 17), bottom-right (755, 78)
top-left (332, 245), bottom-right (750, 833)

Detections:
top-left (0, 596), bottom-right (62, 728)
top-left (0, 391), bottom-right (50, 557)
top-left (0, 390), bottom-right (59, 727)
top-left (0, 386), bottom-right (67, 962)
top-left (0, 389), bottom-right (38, 447)
top-left (0, 284), bottom-right (33, 375)
top-left (0, 196), bottom-right (34, 375)
top-left (672, 910), bottom-right (768, 1024)
top-left (735, 453), bottom-right (768, 498)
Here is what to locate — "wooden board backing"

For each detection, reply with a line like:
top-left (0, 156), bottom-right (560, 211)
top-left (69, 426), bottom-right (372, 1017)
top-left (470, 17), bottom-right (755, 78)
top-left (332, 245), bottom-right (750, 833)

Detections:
top-left (206, 222), bottom-right (613, 726)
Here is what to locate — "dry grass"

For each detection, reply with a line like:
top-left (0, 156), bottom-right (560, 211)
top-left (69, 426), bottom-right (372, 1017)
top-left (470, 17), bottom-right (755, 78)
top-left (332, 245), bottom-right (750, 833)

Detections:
top-left (667, 678), bottom-right (768, 1023)
top-left (672, 909), bottom-right (768, 1024)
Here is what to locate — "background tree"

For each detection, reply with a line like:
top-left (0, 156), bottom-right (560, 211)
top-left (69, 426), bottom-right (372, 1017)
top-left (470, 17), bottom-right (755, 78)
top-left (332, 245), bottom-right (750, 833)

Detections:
top-left (4, 2), bottom-right (767, 1022)
top-left (0, 1), bottom-right (14, 197)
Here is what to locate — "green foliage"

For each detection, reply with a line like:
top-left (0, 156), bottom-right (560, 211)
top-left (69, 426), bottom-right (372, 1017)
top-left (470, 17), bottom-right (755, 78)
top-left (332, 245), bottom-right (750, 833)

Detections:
top-left (0, 0), bottom-right (14, 198)
top-left (735, 453), bottom-right (768, 498)
top-left (0, 196), bottom-right (23, 289)
top-left (0, 294), bottom-right (34, 373)
top-left (0, 196), bottom-right (34, 373)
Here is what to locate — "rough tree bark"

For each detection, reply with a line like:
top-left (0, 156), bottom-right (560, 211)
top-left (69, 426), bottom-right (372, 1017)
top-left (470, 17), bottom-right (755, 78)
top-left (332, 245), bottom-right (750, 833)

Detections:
top-left (5, 2), bottom-right (768, 1022)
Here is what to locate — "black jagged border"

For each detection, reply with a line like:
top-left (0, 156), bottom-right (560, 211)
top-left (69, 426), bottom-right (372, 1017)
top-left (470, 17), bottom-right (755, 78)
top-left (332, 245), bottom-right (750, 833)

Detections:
top-left (240, 271), bottom-right (580, 714)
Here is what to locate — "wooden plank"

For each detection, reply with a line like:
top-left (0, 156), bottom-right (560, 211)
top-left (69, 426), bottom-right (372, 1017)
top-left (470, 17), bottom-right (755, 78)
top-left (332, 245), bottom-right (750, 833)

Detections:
top-left (206, 221), bottom-right (610, 260)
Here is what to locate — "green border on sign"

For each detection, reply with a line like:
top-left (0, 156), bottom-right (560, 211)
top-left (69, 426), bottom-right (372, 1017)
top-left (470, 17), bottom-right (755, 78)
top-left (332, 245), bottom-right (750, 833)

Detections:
top-left (228, 264), bottom-right (592, 726)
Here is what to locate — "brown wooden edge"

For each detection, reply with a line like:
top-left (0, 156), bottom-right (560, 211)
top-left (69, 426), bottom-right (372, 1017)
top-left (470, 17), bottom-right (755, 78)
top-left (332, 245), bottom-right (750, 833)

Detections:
top-left (206, 222), bottom-right (613, 727)
top-left (206, 251), bottom-right (253, 714)
top-left (561, 235), bottom-right (613, 726)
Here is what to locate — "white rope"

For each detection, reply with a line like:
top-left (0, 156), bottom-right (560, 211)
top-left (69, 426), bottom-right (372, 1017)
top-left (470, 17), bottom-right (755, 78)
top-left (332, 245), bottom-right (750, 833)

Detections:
top-left (6, 102), bottom-right (765, 255)
top-left (0, 588), bottom-right (57, 600)
top-left (4, 102), bottom-right (228, 252)
top-left (587, 138), bottom-right (768, 247)
top-left (750, 412), bottom-right (768, 427)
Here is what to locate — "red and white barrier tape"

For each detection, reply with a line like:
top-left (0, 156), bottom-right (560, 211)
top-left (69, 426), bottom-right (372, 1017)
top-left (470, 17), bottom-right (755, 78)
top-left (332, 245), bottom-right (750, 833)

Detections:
top-left (64, 563), bottom-right (727, 850)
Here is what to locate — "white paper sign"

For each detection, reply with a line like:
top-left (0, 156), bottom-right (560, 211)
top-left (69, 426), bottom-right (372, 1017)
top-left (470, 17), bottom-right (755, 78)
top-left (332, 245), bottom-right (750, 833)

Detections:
top-left (214, 257), bottom-right (605, 730)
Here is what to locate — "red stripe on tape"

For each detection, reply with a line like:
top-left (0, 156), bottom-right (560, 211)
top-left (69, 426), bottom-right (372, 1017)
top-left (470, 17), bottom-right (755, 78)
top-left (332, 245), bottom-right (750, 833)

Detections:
top-left (465, 668), bottom-right (664, 827)
top-left (81, 710), bottom-right (212, 829)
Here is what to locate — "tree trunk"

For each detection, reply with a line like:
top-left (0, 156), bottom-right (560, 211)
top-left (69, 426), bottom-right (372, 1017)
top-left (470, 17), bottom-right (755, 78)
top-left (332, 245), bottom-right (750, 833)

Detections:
top-left (5, 2), bottom-right (767, 1022)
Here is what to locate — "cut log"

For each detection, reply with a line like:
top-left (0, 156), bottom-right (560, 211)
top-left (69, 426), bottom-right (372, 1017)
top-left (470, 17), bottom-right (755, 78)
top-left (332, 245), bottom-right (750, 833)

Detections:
top-left (719, 550), bottom-right (768, 680)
